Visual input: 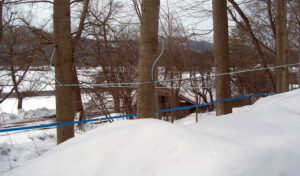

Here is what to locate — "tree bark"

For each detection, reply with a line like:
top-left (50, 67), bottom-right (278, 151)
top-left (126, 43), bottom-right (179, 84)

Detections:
top-left (212, 0), bottom-right (232, 116)
top-left (137, 0), bottom-right (160, 119)
top-left (275, 0), bottom-right (288, 93)
top-left (53, 0), bottom-right (75, 144)
top-left (298, 1), bottom-right (300, 87)
top-left (0, 0), bottom-right (4, 43)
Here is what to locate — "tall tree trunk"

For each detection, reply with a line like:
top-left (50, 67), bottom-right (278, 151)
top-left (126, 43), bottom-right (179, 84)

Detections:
top-left (298, 1), bottom-right (300, 87)
top-left (275, 0), bottom-right (288, 93)
top-left (137, 0), bottom-right (160, 119)
top-left (212, 0), bottom-right (232, 116)
top-left (132, 0), bottom-right (161, 119)
top-left (53, 0), bottom-right (75, 144)
top-left (0, 0), bottom-right (4, 43)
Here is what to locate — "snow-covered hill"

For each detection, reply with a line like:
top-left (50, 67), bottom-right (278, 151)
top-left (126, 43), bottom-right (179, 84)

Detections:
top-left (2, 89), bottom-right (300, 176)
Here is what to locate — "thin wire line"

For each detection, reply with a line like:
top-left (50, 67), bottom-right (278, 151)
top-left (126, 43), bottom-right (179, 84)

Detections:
top-left (156, 86), bottom-right (213, 89)
top-left (58, 82), bottom-right (152, 87)
top-left (54, 62), bottom-right (300, 88)
top-left (157, 62), bottom-right (300, 83)
top-left (49, 48), bottom-right (63, 86)
top-left (151, 36), bottom-right (165, 82)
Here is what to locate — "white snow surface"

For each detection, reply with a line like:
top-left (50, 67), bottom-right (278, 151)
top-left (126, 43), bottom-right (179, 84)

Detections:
top-left (2, 90), bottom-right (300, 176)
top-left (0, 108), bottom-right (55, 124)
top-left (0, 96), bottom-right (55, 114)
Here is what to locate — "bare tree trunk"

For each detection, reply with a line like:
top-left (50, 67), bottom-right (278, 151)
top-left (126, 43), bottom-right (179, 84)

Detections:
top-left (298, 1), bottom-right (300, 87)
top-left (195, 94), bottom-right (198, 123)
top-left (131, 0), bottom-right (161, 119)
top-left (208, 90), bottom-right (214, 111)
top-left (212, 0), bottom-right (232, 116)
top-left (132, 0), bottom-right (142, 22)
top-left (72, 0), bottom-right (89, 50)
top-left (155, 72), bottom-right (161, 119)
top-left (0, 0), bottom-right (4, 43)
top-left (9, 63), bottom-right (22, 109)
top-left (0, 58), bottom-right (32, 105)
top-left (73, 72), bottom-right (85, 121)
top-left (276, 0), bottom-right (288, 93)
top-left (112, 91), bottom-right (120, 113)
top-left (137, 0), bottom-right (160, 119)
top-left (8, 39), bottom-right (26, 110)
top-left (53, 0), bottom-right (75, 144)
top-left (170, 70), bottom-right (175, 122)
top-left (72, 0), bottom-right (90, 123)
top-left (155, 89), bottom-right (161, 119)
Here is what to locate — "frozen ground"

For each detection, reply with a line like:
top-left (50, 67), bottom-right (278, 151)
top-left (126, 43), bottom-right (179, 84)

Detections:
top-left (1, 90), bottom-right (300, 176)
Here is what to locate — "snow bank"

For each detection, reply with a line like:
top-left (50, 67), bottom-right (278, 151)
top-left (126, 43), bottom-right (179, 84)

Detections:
top-left (0, 96), bottom-right (55, 114)
top-left (0, 108), bottom-right (55, 124)
top-left (2, 90), bottom-right (300, 176)
top-left (17, 108), bottom-right (55, 120)
top-left (0, 113), bottom-right (19, 124)
top-left (0, 130), bottom-right (56, 174)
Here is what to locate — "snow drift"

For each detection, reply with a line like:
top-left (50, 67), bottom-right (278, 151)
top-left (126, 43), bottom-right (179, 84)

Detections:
top-left (2, 90), bottom-right (300, 176)
top-left (0, 108), bottom-right (55, 124)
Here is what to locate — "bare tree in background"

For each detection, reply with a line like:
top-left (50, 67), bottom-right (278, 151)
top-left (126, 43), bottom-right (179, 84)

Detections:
top-left (53, 0), bottom-right (75, 144)
top-left (228, 0), bottom-right (276, 91)
top-left (137, 0), bottom-right (160, 119)
top-left (72, 0), bottom-right (90, 124)
top-left (276, 0), bottom-right (288, 93)
top-left (212, 0), bottom-right (232, 116)
top-left (0, 1), bottom-right (53, 108)
top-left (131, 0), bottom-right (141, 21)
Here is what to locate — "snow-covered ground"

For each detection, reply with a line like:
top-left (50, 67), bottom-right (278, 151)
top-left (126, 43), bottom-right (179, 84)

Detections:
top-left (0, 108), bottom-right (55, 124)
top-left (0, 129), bottom-right (57, 174)
top-left (1, 89), bottom-right (300, 176)
top-left (0, 96), bottom-right (55, 114)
